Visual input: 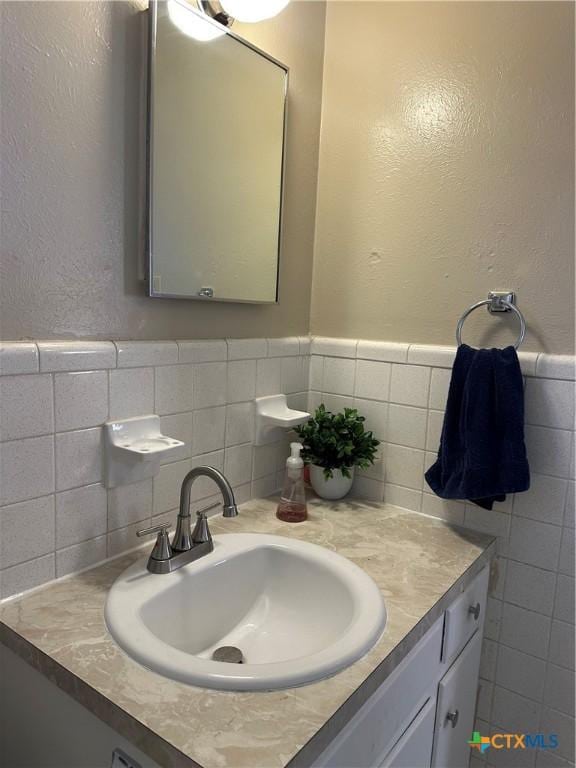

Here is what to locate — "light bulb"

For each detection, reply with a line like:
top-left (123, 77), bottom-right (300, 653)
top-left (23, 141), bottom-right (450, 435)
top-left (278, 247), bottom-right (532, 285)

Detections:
top-left (168, 0), bottom-right (226, 41)
top-left (220, 0), bottom-right (289, 23)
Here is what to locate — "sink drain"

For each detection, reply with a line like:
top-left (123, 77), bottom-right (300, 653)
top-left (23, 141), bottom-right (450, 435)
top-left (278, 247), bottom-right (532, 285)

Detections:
top-left (211, 646), bottom-right (244, 664)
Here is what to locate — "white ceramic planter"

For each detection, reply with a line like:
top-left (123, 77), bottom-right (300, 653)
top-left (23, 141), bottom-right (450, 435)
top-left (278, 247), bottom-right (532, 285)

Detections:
top-left (310, 465), bottom-right (355, 500)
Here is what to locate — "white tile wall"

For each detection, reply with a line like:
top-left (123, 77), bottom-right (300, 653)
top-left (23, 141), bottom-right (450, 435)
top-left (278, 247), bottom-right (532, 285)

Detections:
top-left (227, 338), bottom-right (267, 360)
top-left (267, 337), bottom-right (300, 357)
top-left (55, 428), bottom-right (102, 490)
top-left (38, 341), bottom-right (117, 372)
top-left (256, 357), bottom-right (282, 397)
top-left (513, 474), bottom-right (568, 527)
top-left (192, 407), bottom-right (226, 455)
top-left (549, 620), bottom-right (575, 671)
top-left (323, 356), bottom-right (356, 396)
top-left (388, 404), bottom-right (427, 449)
top-left (56, 536), bottom-right (107, 578)
top-left (225, 403), bottom-right (254, 447)
top-left (282, 356), bottom-right (310, 394)
top-left (311, 336), bottom-right (357, 358)
top-left (115, 341), bottom-right (178, 368)
top-left (504, 561), bottom-right (557, 615)
top-left (307, 337), bottom-right (575, 766)
top-left (56, 484), bottom-right (107, 548)
top-left (226, 360), bottom-right (256, 403)
top-left (0, 496), bottom-right (55, 568)
top-left (54, 371), bottom-right (108, 431)
top-left (0, 374), bottom-right (54, 440)
top-left (355, 360), bottom-right (390, 401)
top-left (0, 342), bottom-right (39, 375)
top-left (526, 425), bottom-right (573, 478)
top-left (155, 364), bottom-right (194, 415)
top-left (0, 435), bottom-right (55, 505)
top-left (194, 362), bottom-right (227, 408)
top-left (0, 338), bottom-right (307, 599)
top-left (492, 686), bottom-right (541, 732)
top-left (177, 340), bottom-right (227, 364)
top-left (107, 480), bottom-right (152, 531)
top-left (429, 367), bottom-right (452, 410)
top-left (407, 345), bottom-right (456, 368)
top-left (1, 335), bottom-right (574, 767)
top-left (356, 340), bottom-right (408, 363)
top-left (109, 367), bottom-right (154, 420)
top-left (500, 603), bottom-right (551, 659)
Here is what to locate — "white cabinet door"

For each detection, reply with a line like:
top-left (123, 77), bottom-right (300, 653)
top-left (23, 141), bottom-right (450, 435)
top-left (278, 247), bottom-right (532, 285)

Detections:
top-left (432, 630), bottom-right (482, 768)
top-left (312, 619), bottom-right (443, 768)
top-left (380, 696), bottom-right (436, 768)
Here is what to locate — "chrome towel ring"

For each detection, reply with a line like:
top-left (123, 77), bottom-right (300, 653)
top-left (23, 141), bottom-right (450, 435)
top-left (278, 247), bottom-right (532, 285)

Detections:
top-left (456, 291), bottom-right (526, 350)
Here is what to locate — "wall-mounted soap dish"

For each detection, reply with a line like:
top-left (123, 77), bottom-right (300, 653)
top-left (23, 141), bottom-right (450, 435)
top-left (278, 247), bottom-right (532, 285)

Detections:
top-left (103, 415), bottom-right (185, 488)
top-left (255, 395), bottom-right (310, 445)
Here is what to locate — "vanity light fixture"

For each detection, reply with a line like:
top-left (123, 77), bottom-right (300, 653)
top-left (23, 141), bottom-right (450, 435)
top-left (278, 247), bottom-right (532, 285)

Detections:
top-left (197, 0), bottom-right (290, 27)
top-left (168, 0), bottom-right (226, 40)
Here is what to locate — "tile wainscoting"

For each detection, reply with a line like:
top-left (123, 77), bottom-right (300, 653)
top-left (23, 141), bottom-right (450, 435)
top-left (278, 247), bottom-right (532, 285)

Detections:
top-left (309, 337), bottom-right (575, 768)
top-left (0, 335), bottom-right (574, 767)
top-left (0, 338), bottom-right (309, 599)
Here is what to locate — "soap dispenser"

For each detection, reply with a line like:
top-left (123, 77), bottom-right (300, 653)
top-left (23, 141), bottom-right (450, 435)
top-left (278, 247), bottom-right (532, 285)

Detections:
top-left (276, 442), bottom-right (308, 523)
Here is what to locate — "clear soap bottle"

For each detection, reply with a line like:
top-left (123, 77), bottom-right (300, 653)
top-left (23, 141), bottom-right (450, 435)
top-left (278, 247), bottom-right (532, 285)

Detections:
top-left (276, 442), bottom-right (308, 523)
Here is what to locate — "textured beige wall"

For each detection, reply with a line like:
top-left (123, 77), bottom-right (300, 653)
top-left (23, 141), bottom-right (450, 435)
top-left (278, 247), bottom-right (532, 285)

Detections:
top-left (0, 1), bottom-right (326, 340)
top-left (3, 1), bottom-right (573, 350)
top-left (312, 1), bottom-right (575, 354)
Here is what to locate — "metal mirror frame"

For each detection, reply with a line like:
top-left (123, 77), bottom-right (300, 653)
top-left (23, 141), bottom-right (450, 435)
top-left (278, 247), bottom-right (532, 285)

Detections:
top-left (146, 0), bottom-right (289, 304)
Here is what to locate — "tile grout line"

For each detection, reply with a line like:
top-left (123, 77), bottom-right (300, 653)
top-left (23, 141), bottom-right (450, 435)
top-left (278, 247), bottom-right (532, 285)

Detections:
top-left (50, 371), bottom-right (57, 573)
top-left (105, 369), bottom-right (112, 558)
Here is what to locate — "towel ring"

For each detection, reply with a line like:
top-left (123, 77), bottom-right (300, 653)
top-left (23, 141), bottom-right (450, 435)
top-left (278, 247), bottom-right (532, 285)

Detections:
top-left (456, 293), bottom-right (526, 350)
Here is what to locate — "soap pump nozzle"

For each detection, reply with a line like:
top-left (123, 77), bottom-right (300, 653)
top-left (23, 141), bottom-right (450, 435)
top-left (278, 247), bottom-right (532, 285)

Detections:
top-left (286, 442), bottom-right (304, 477)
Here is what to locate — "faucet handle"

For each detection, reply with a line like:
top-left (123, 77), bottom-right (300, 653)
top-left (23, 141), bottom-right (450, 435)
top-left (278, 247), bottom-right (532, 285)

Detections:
top-left (192, 507), bottom-right (215, 544)
top-left (137, 522), bottom-right (171, 537)
top-left (137, 522), bottom-right (172, 561)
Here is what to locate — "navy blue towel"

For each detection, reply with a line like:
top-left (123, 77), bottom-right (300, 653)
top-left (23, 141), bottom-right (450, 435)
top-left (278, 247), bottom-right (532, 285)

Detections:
top-left (425, 344), bottom-right (530, 510)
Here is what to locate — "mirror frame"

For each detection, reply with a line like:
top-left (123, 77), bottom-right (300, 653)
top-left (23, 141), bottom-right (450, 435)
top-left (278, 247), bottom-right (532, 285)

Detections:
top-left (146, 0), bottom-right (289, 304)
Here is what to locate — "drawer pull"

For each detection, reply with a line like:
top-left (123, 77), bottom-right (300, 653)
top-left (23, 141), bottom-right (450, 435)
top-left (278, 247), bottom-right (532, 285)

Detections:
top-left (446, 709), bottom-right (459, 728)
top-left (468, 602), bottom-right (481, 620)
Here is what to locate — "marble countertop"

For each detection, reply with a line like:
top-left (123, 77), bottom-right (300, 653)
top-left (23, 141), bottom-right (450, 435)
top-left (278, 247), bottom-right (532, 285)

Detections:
top-left (0, 498), bottom-right (495, 768)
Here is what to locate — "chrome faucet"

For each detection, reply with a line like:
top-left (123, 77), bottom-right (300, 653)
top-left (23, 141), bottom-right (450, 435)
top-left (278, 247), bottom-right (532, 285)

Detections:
top-left (137, 466), bottom-right (239, 574)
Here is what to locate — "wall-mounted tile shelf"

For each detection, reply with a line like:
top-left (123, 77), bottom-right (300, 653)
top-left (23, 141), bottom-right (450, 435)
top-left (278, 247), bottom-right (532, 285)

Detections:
top-left (254, 395), bottom-right (309, 445)
top-left (103, 415), bottom-right (185, 488)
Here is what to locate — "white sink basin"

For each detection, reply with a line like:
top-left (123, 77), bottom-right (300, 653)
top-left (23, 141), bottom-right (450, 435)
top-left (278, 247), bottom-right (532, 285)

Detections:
top-left (105, 533), bottom-right (386, 691)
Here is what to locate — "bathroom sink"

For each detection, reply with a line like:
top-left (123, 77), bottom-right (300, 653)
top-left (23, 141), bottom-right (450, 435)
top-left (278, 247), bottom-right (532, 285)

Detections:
top-left (105, 533), bottom-right (386, 691)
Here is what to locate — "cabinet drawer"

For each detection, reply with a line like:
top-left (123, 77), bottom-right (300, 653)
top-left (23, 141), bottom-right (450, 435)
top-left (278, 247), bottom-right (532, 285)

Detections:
top-left (379, 696), bottom-right (436, 768)
top-left (312, 617), bottom-right (443, 768)
top-left (432, 630), bottom-right (483, 768)
top-left (442, 566), bottom-right (489, 666)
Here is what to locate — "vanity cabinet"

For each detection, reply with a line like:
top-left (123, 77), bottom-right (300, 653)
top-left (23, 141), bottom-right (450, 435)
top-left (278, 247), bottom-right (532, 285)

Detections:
top-left (432, 631), bottom-right (483, 768)
top-left (380, 696), bottom-right (437, 768)
top-left (313, 565), bottom-right (489, 768)
top-left (311, 618), bottom-right (444, 768)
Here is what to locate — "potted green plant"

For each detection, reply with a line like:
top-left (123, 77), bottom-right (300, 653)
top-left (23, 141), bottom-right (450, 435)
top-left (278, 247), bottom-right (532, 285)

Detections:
top-left (294, 404), bottom-right (380, 500)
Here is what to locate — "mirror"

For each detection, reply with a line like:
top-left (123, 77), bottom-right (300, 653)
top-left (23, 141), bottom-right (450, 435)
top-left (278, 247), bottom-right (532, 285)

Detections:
top-left (147, 0), bottom-right (288, 303)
